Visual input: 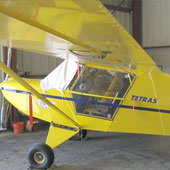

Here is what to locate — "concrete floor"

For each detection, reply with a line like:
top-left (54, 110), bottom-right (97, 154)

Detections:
top-left (1, 128), bottom-right (170, 170)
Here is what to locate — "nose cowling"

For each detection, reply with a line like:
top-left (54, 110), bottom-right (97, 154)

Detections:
top-left (0, 78), bottom-right (17, 92)
top-left (0, 78), bottom-right (31, 117)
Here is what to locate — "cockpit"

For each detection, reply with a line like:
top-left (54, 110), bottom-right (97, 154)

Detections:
top-left (69, 65), bottom-right (135, 120)
top-left (41, 59), bottom-right (135, 120)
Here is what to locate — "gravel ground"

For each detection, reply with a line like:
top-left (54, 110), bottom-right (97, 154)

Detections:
top-left (1, 127), bottom-right (170, 170)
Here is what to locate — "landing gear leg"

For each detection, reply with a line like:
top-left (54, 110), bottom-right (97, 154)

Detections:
top-left (70, 129), bottom-right (87, 141)
top-left (28, 143), bottom-right (54, 170)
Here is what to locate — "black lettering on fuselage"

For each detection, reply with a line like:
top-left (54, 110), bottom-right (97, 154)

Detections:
top-left (131, 95), bottom-right (136, 101)
top-left (135, 96), bottom-right (139, 101)
top-left (153, 98), bottom-right (158, 104)
top-left (139, 96), bottom-right (144, 101)
top-left (147, 98), bottom-right (153, 103)
top-left (131, 95), bottom-right (158, 104)
top-left (142, 97), bottom-right (148, 102)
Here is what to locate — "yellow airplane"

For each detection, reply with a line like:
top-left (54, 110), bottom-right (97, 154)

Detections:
top-left (0, 0), bottom-right (170, 169)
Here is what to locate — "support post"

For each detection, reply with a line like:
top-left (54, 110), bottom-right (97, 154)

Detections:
top-left (0, 46), bottom-right (5, 130)
top-left (132, 0), bottom-right (142, 45)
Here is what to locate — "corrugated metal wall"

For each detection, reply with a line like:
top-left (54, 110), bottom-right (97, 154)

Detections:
top-left (17, 0), bottom-right (133, 76)
top-left (143, 0), bottom-right (170, 73)
top-left (0, 70), bottom-right (2, 83)
top-left (17, 50), bottom-right (63, 76)
top-left (101, 0), bottom-right (132, 34)
top-left (0, 47), bottom-right (3, 83)
top-left (114, 11), bottom-right (132, 35)
top-left (0, 47), bottom-right (3, 108)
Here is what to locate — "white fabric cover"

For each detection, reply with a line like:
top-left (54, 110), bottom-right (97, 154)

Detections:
top-left (40, 59), bottom-right (77, 92)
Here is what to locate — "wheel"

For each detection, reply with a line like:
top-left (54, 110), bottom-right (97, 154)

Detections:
top-left (70, 130), bottom-right (87, 141)
top-left (28, 143), bottom-right (54, 169)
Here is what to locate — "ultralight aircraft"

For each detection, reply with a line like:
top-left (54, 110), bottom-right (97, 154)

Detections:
top-left (0, 0), bottom-right (170, 169)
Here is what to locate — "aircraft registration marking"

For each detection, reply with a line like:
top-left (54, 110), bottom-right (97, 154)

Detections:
top-left (131, 95), bottom-right (158, 104)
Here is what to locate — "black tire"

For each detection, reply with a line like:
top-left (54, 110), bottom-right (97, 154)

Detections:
top-left (70, 130), bottom-right (87, 141)
top-left (28, 143), bottom-right (54, 170)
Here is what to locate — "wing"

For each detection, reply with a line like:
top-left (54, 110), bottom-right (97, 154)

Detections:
top-left (0, 0), bottom-right (155, 67)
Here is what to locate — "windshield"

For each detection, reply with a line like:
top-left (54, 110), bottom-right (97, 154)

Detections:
top-left (71, 67), bottom-right (135, 120)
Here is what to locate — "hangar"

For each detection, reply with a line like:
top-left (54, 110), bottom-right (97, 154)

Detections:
top-left (1, 0), bottom-right (170, 170)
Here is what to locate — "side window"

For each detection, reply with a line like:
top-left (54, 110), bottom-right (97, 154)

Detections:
top-left (71, 67), bottom-right (135, 119)
top-left (73, 68), bottom-right (114, 95)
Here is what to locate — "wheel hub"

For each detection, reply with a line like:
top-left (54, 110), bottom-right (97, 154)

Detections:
top-left (33, 152), bottom-right (45, 164)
